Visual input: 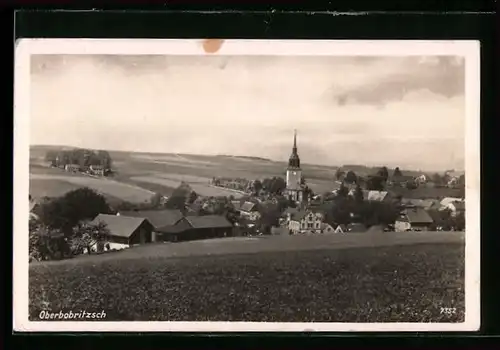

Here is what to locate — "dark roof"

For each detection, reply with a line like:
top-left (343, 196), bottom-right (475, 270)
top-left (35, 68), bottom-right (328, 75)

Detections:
top-left (157, 218), bottom-right (192, 234)
top-left (185, 215), bottom-right (233, 229)
top-left (119, 209), bottom-right (183, 228)
top-left (290, 210), bottom-right (308, 221)
top-left (231, 201), bottom-right (242, 210)
top-left (91, 214), bottom-right (151, 238)
top-left (401, 208), bottom-right (434, 224)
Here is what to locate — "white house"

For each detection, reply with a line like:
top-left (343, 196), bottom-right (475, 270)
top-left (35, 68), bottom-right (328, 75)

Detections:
top-left (239, 201), bottom-right (262, 222)
top-left (440, 197), bottom-right (464, 209)
top-left (288, 210), bottom-right (324, 234)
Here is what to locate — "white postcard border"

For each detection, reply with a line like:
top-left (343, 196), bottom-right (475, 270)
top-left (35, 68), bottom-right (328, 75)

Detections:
top-left (14, 39), bottom-right (481, 332)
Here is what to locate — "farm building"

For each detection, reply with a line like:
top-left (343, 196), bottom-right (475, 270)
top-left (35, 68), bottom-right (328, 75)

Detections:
top-left (91, 214), bottom-right (155, 251)
top-left (320, 222), bottom-right (336, 234)
top-left (395, 208), bottom-right (434, 232)
top-left (157, 215), bottom-right (234, 242)
top-left (118, 209), bottom-right (184, 242)
top-left (239, 201), bottom-right (261, 222)
top-left (401, 198), bottom-right (440, 210)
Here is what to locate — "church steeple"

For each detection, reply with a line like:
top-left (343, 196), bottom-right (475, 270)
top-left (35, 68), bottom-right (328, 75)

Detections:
top-left (288, 129), bottom-right (301, 169)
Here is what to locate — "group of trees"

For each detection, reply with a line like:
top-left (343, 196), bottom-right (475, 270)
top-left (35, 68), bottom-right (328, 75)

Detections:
top-left (46, 148), bottom-right (113, 171)
top-left (428, 208), bottom-right (465, 231)
top-left (30, 187), bottom-right (113, 261)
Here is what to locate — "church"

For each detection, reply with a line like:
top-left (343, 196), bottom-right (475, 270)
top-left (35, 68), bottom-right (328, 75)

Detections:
top-left (285, 130), bottom-right (306, 203)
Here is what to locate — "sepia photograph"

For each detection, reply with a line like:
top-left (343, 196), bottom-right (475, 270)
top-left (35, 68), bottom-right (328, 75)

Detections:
top-left (14, 39), bottom-right (480, 332)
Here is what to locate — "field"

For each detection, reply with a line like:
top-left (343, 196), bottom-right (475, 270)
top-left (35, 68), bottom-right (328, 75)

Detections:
top-left (30, 172), bottom-right (154, 203)
top-left (29, 232), bottom-right (465, 322)
top-left (29, 146), bottom-right (462, 203)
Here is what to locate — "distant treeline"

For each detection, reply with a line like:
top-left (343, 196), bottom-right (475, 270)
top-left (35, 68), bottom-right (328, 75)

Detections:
top-left (45, 148), bottom-right (113, 170)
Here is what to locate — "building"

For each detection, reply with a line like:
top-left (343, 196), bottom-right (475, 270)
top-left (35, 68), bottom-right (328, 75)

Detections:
top-left (439, 197), bottom-right (464, 209)
top-left (415, 174), bottom-right (428, 185)
top-left (89, 164), bottom-right (105, 176)
top-left (239, 201), bottom-right (262, 222)
top-left (387, 175), bottom-right (415, 187)
top-left (64, 164), bottom-right (80, 172)
top-left (91, 214), bottom-right (154, 251)
top-left (395, 208), bottom-right (434, 232)
top-left (348, 189), bottom-right (393, 202)
top-left (288, 209), bottom-right (324, 234)
top-left (320, 222), bottom-right (336, 233)
top-left (284, 130), bottom-right (305, 203)
top-left (118, 209), bottom-right (184, 242)
top-left (158, 215), bottom-right (233, 242)
top-left (446, 200), bottom-right (466, 217)
top-left (400, 198), bottom-right (440, 210)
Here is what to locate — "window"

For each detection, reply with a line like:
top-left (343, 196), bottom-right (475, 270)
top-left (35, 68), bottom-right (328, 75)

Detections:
top-left (308, 223), bottom-right (313, 228)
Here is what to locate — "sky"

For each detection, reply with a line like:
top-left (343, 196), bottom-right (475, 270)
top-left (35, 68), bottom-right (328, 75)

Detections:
top-left (30, 54), bottom-right (465, 171)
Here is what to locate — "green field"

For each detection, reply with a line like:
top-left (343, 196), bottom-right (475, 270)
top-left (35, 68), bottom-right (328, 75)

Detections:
top-left (29, 233), bottom-right (465, 322)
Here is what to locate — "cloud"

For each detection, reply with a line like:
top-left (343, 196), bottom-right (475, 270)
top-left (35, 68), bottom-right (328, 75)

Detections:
top-left (328, 56), bottom-right (465, 107)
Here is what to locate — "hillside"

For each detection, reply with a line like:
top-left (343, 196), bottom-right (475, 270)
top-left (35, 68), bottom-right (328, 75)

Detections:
top-left (29, 236), bottom-right (465, 322)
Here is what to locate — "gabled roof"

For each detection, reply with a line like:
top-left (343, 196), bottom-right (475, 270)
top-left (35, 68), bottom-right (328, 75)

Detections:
top-left (400, 208), bottom-right (434, 224)
top-left (119, 209), bottom-right (183, 228)
top-left (185, 215), bottom-right (233, 229)
top-left (240, 201), bottom-right (257, 212)
top-left (92, 214), bottom-right (151, 238)
top-left (440, 197), bottom-right (464, 207)
top-left (157, 217), bottom-right (193, 234)
top-left (231, 200), bottom-right (242, 210)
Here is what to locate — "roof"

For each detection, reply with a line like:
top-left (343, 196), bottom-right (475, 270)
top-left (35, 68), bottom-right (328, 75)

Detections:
top-left (157, 218), bottom-right (193, 234)
top-left (400, 208), bottom-right (434, 224)
top-left (231, 201), bottom-right (242, 210)
top-left (119, 209), bottom-right (183, 228)
top-left (240, 201), bottom-right (257, 212)
top-left (92, 214), bottom-right (151, 238)
top-left (366, 190), bottom-right (389, 201)
top-left (451, 201), bottom-right (466, 211)
top-left (289, 210), bottom-right (308, 221)
top-left (440, 197), bottom-right (464, 207)
top-left (185, 215), bottom-right (233, 229)
top-left (320, 223), bottom-right (334, 230)
top-left (284, 207), bottom-right (299, 216)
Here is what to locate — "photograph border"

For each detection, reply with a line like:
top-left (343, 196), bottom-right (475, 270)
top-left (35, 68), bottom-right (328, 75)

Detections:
top-left (14, 38), bottom-right (481, 333)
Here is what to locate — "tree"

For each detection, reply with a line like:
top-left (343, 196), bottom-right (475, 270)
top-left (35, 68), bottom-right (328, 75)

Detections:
top-left (269, 177), bottom-right (286, 195)
top-left (38, 187), bottom-right (112, 235)
top-left (354, 184), bottom-right (364, 204)
top-left (393, 167), bottom-right (403, 177)
top-left (45, 150), bottom-right (58, 166)
top-left (377, 166), bottom-right (389, 182)
top-left (335, 168), bottom-right (346, 181)
top-left (432, 173), bottom-right (442, 185)
top-left (149, 192), bottom-right (163, 208)
top-left (97, 150), bottom-right (113, 170)
top-left (29, 219), bottom-right (67, 261)
top-left (337, 183), bottom-right (349, 198)
top-left (188, 191), bottom-right (198, 205)
top-left (253, 180), bottom-right (263, 194)
top-left (70, 221), bottom-right (110, 255)
top-left (344, 170), bottom-right (357, 184)
top-left (366, 175), bottom-right (385, 191)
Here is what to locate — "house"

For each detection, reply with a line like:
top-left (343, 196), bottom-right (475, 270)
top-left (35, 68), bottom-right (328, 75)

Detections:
top-left (414, 174), bottom-right (428, 185)
top-left (64, 164), bottom-right (80, 172)
top-left (239, 201), bottom-right (261, 221)
top-left (288, 210), bottom-right (324, 234)
top-left (334, 224), bottom-right (346, 234)
top-left (395, 208), bottom-right (434, 232)
top-left (401, 198), bottom-right (439, 210)
top-left (439, 197), bottom-right (464, 209)
top-left (89, 164), bottom-right (105, 176)
top-left (118, 209), bottom-right (184, 242)
top-left (320, 222), bottom-right (336, 234)
top-left (91, 214), bottom-right (155, 251)
top-left (446, 200), bottom-right (466, 217)
top-left (157, 215), bottom-right (234, 242)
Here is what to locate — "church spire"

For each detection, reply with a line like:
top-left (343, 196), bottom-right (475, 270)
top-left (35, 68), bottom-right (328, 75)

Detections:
top-left (288, 129), bottom-right (300, 169)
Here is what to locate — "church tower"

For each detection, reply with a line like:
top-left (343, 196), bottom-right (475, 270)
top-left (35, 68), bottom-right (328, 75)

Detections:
top-left (285, 130), bottom-right (304, 202)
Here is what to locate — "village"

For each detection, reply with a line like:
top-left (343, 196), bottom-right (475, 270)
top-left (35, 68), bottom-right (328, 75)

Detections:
top-left (29, 131), bottom-right (465, 259)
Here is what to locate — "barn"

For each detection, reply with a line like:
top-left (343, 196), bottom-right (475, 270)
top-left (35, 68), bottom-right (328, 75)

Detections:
top-left (157, 215), bottom-right (234, 242)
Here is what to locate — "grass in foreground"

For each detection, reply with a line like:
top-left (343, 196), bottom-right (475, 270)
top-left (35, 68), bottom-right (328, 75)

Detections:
top-left (29, 243), bottom-right (464, 322)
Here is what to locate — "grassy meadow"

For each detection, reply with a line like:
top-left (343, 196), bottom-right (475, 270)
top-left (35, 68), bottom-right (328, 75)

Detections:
top-left (29, 233), bottom-right (465, 322)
